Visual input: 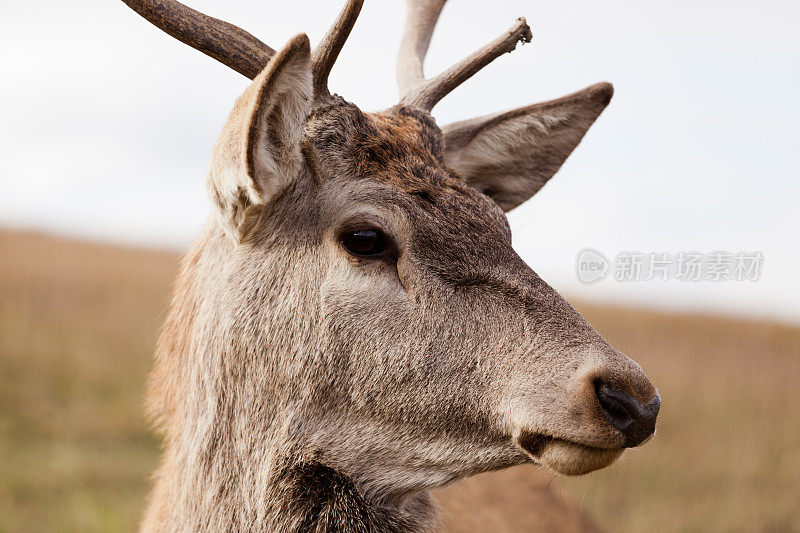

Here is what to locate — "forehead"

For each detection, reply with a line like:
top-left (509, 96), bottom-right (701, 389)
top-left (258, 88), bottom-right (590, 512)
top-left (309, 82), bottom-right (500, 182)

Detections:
top-left (307, 99), bottom-right (455, 195)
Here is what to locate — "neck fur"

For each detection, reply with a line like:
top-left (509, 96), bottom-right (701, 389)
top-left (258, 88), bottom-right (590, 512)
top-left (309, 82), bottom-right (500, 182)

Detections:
top-left (143, 411), bottom-right (438, 531)
top-left (141, 231), bottom-right (438, 532)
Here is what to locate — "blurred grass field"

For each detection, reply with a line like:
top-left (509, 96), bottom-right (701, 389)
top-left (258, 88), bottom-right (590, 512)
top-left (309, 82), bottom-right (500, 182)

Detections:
top-left (0, 229), bottom-right (798, 532)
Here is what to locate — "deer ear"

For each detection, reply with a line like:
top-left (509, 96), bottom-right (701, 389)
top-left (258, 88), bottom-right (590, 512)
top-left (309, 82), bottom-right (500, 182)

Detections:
top-left (208, 34), bottom-right (313, 241)
top-left (442, 83), bottom-right (613, 212)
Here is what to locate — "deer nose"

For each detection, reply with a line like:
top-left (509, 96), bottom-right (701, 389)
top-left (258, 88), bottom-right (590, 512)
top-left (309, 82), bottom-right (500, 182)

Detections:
top-left (595, 381), bottom-right (660, 447)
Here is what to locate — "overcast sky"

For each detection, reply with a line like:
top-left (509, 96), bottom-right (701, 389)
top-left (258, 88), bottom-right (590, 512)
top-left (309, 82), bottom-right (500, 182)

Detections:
top-left (1, 0), bottom-right (798, 323)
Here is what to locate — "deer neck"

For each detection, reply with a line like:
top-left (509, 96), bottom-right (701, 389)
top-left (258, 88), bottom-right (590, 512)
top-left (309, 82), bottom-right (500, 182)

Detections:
top-left (142, 232), bottom-right (438, 532)
top-left (145, 400), bottom-right (438, 532)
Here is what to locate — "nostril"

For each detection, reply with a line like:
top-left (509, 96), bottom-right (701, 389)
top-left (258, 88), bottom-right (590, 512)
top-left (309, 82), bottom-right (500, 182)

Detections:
top-left (594, 380), bottom-right (634, 428)
top-left (594, 380), bottom-right (659, 447)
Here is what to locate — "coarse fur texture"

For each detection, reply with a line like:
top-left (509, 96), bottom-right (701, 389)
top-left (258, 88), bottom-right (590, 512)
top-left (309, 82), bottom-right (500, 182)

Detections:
top-left (130, 5), bottom-right (660, 533)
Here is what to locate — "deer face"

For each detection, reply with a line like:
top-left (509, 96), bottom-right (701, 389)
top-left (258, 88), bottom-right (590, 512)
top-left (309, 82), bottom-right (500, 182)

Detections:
top-left (127, 0), bottom-right (659, 500)
top-left (196, 34), bottom-right (659, 493)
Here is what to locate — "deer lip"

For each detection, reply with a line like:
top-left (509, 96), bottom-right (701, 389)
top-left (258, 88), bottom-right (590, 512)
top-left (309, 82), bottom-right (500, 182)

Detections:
top-left (518, 432), bottom-right (618, 456)
top-left (517, 433), bottom-right (556, 457)
top-left (516, 431), bottom-right (625, 475)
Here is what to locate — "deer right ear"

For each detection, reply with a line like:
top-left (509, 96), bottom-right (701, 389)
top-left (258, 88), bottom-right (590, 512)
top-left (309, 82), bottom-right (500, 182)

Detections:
top-left (442, 83), bottom-right (613, 212)
top-left (208, 34), bottom-right (313, 242)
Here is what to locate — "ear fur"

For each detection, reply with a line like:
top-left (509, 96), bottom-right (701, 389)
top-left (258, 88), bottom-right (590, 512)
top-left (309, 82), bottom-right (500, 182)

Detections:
top-left (442, 82), bottom-right (613, 212)
top-left (208, 33), bottom-right (313, 241)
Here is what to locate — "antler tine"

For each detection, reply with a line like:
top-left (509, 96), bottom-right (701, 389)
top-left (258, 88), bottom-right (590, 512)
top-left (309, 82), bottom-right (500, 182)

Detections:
top-left (397, 1), bottom-right (532, 112)
top-left (312, 0), bottom-right (365, 98)
top-left (121, 0), bottom-right (275, 80)
top-left (397, 0), bottom-right (448, 97)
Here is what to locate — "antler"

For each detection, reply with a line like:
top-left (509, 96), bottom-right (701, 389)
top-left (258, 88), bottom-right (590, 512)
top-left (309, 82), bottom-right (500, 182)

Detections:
top-left (120, 0), bottom-right (275, 79)
top-left (397, 0), bottom-right (532, 111)
top-left (122, 0), bottom-right (362, 98)
top-left (312, 0), bottom-right (364, 98)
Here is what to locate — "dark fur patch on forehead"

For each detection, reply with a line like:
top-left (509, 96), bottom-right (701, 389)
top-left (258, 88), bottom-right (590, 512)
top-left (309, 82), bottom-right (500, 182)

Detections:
top-left (306, 97), bottom-right (455, 199)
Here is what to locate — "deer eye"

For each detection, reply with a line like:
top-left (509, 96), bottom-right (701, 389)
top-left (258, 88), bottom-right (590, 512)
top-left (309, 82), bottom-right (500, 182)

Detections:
top-left (340, 229), bottom-right (386, 257)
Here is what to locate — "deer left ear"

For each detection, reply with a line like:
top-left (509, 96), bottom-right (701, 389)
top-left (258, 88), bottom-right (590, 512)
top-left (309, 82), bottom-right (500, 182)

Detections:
top-left (209, 33), bottom-right (313, 242)
top-left (442, 82), bottom-right (613, 212)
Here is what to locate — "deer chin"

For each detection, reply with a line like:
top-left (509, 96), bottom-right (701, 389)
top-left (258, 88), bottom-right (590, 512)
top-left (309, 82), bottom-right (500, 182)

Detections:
top-left (517, 433), bottom-right (624, 476)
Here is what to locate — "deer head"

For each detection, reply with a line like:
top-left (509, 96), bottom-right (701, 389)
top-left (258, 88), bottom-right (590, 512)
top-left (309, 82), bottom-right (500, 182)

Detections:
top-left (125, 0), bottom-right (660, 529)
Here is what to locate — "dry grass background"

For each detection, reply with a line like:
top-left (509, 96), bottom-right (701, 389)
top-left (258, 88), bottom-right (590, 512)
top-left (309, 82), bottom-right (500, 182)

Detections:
top-left (0, 230), bottom-right (798, 532)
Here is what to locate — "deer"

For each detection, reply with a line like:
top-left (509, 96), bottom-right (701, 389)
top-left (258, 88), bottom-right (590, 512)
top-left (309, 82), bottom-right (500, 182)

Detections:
top-left (119, 1), bottom-right (661, 531)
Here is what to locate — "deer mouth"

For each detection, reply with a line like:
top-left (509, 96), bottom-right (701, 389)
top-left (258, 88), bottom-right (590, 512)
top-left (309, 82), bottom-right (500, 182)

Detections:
top-left (517, 432), bottom-right (624, 476)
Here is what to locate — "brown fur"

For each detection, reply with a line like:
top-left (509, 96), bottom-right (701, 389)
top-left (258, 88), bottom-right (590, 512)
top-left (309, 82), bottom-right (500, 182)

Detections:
top-left (139, 31), bottom-right (657, 533)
